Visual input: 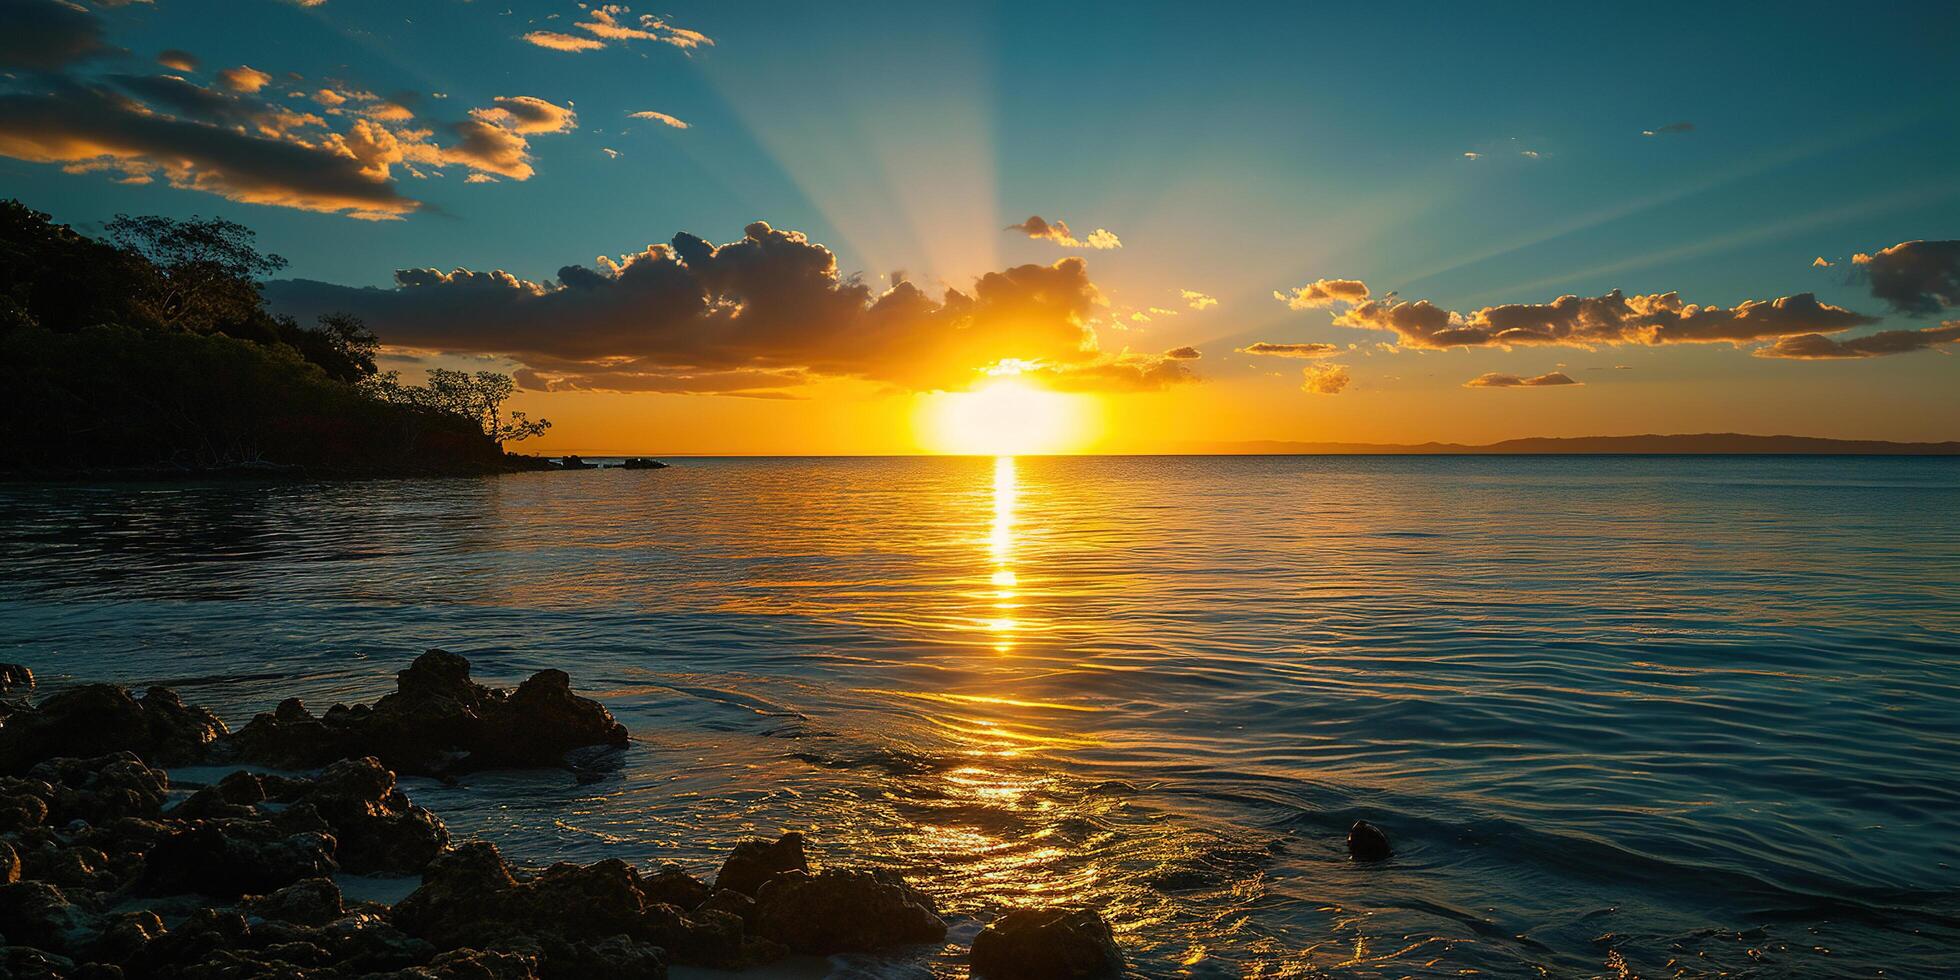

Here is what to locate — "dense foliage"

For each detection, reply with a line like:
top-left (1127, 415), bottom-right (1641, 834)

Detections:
top-left (0, 200), bottom-right (548, 475)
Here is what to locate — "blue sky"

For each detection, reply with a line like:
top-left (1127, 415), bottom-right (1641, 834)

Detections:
top-left (6, 0), bottom-right (1959, 450)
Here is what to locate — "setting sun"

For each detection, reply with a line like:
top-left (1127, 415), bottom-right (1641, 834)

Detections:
top-left (916, 379), bottom-right (1099, 455)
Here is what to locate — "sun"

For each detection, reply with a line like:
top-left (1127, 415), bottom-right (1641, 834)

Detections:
top-left (916, 378), bottom-right (1099, 455)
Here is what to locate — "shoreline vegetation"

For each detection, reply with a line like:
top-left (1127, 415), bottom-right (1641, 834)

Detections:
top-left (0, 652), bottom-right (1132, 979)
top-left (1, 200), bottom-right (575, 482)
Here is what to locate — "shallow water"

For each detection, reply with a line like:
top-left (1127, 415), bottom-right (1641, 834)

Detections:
top-left (3, 456), bottom-right (1958, 978)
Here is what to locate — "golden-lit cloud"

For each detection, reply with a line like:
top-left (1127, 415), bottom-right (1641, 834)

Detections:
top-left (1006, 215), bottom-right (1121, 250)
top-left (1754, 322), bottom-right (1960, 359)
top-left (1463, 371), bottom-right (1582, 387)
top-left (1329, 285), bottom-right (1876, 348)
top-left (1237, 342), bottom-right (1340, 358)
top-left (265, 222), bottom-right (1199, 396)
top-left (1181, 289), bottom-right (1218, 310)
top-left (217, 65), bottom-right (273, 93)
top-left (472, 95), bottom-right (577, 134)
top-left (1273, 278), bottom-right (1369, 309)
top-left (522, 5), bottom-right (713, 53)
top-left (1851, 240), bottom-right (1960, 314)
top-left (628, 110), bottom-right (689, 129)
top-left (0, 84), bottom-right (418, 219)
top-left (1812, 256), bottom-right (1835, 268)
top-left (521, 31), bottom-right (605, 52)
top-left (157, 49), bottom-right (199, 73)
top-left (1300, 363), bottom-right (1350, 395)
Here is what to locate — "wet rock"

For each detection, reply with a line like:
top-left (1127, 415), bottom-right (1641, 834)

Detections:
top-left (244, 877), bottom-right (345, 926)
top-left (0, 945), bottom-right (77, 980)
top-left (1347, 820), bottom-right (1392, 862)
top-left (751, 868), bottom-right (947, 954)
top-left (619, 458), bottom-right (667, 470)
top-left (223, 651), bottom-right (627, 776)
top-left (696, 887), bottom-right (754, 921)
top-left (535, 934), bottom-right (669, 980)
top-left (714, 832), bottom-right (808, 897)
top-left (423, 946), bottom-right (542, 979)
top-left (0, 685), bottom-right (225, 773)
top-left (137, 822), bottom-right (336, 899)
top-left (970, 907), bottom-right (1124, 979)
top-left (0, 839), bottom-right (18, 883)
top-left (390, 841), bottom-right (523, 949)
top-left (641, 866), bottom-right (713, 911)
top-left (0, 778), bottom-right (51, 831)
top-left (0, 663), bottom-right (34, 695)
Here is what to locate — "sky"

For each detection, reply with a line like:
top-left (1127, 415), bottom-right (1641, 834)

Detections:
top-left (5, 0), bottom-right (1959, 454)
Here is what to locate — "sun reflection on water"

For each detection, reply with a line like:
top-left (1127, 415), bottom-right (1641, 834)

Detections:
top-left (987, 454), bottom-right (1018, 652)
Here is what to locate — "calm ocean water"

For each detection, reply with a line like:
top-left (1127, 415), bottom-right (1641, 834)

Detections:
top-left (3, 456), bottom-right (1958, 978)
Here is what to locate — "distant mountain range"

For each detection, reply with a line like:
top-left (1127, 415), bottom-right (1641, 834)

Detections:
top-left (1188, 434), bottom-right (1960, 455)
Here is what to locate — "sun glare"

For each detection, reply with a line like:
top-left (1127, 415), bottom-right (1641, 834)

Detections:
top-left (916, 379), bottom-right (1098, 455)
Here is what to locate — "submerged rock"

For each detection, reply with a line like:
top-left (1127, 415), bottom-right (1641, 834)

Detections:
top-left (0, 663), bottom-right (34, 695)
top-left (751, 868), bottom-right (947, 954)
top-left (0, 685), bottom-right (225, 773)
top-left (222, 650), bottom-right (628, 776)
top-left (970, 907), bottom-right (1124, 979)
top-left (1347, 820), bottom-right (1392, 862)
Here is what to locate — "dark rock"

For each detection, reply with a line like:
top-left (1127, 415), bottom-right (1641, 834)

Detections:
top-left (0, 839), bottom-right (17, 883)
top-left (222, 651), bottom-right (627, 776)
top-left (286, 757), bottom-right (449, 874)
top-left (390, 841), bottom-right (523, 949)
top-left (696, 887), bottom-right (754, 921)
top-left (970, 907), bottom-right (1123, 979)
top-left (423, 947), bottom-right (542, 979)
top-left (0, 685), bottom-right (225, 772)
top-left (714, 832), bottom-right (807, 897)
top-left (558, 455), bottom-right (595, 470)
top-left (244, 877), bottom-right (345, 926)
top-left (751, 868), bottom-right (946, 954)
top-left (0, 663), bottom-right (34, 694)
top-left (28, 753), bottom-right (169, 824)
top-left (0, 880), bottom-right (101, 954)
top-left (1347, 820), bottom-right (1392, 861)
top-left (0, 778), bottom-right (51, 831)
top-left (640, 866), bottom-right (713, 911)
top-left (536, 934), bottom-right (669, 980)
top-left (0, 945), bottom-right (77, 980)
top-left (619, 458), bottom-right (667, 470)
top-left (137, 821), bottom-right (336, 899)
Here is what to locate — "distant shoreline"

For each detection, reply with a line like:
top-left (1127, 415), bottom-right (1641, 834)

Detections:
top-left (535, 434), bottom-right (1960, 458)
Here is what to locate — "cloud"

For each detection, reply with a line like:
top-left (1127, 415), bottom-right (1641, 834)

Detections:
top-left (1641, 122), bottom-right (1694, 137)
top-left (1850, 240), bottom-right (1960, 314)
top-left (521, 31), bottom-right (605, 52)
top-left (0, 82), bottom-right (418, 219)
top-left (264, 222), bottom-right (1198, 395)
top-left (1163, 346), bottom-right (1201, 360)
top-left (0, 0), bottom-right (114, 71)
top-left (628, 109), bottom-right (688, 129)
top-left (524, 5), bottom-right (713, 53)
top-left (1330, 285), bottom-right (1877, 349)
top-left (472, 95), bottom-right (576, 134)
top-left (217, 65), bottom-right (273, 93)
top-left (601, 147), bottom-right (619, 159)
top-left (1812, 256), bottom-right (1834, 268)
top-left (1463, 371), bottom-right (1581, 388)
top-left (1273, 278), bottom-right (1369, 310)
top-left (1520, 149), bottom-right (1541, 159)
top-left (157, 49), bottom-right (199, 73)
top-left (1006, 215), bottom-right (1121, 250)
top-left (1237, 342), bottom-right (1340, 358)
top-left (1463, 151), bottom-right (1480, 160)
top-left (1300, 363), bottom-right (1350, 395)
top-left (1181, 289), bottom-right (1217, 310)
top-left (1753, 322), bottom-right (1960, 359)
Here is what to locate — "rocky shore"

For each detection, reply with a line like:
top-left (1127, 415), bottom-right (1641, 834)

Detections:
top-left (0, 653), bottom-right (1126, 978)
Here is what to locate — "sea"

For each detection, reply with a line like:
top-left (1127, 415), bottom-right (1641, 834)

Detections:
top-left (2, 455), bottom-right (1957, 978)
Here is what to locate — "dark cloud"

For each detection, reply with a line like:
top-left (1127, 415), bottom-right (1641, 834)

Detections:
top-left (1163, 346), bottom-right (1202, 360)
top-left (1463, 371), bottom-right (1581, 388)
top-left (1006, 215), bottom-right (1121, 250)
top-left (1237, 342), bottom-right (1340, 358)
top-left (0, 0), bottom-right (114, 71)
top-left (265, 222), bottom-right (1198, 395)
top-left (157, 49), bottom-right (200, 73)
top-left (1754, 322), bottom-right (1960, 359)
top-left (0, 83), bottom-right (418, 219)
top-left (1851, 241), bottom-right (1960, 315)
top-left (1332, 286), bottom-right (1876, 348)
